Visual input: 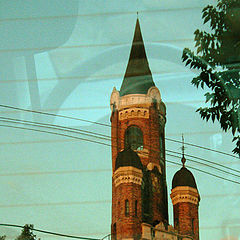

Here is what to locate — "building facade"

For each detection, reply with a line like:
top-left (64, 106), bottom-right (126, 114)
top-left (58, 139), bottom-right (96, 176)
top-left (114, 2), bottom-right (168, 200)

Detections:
top-left (110, 19), bottom-right (200, 240)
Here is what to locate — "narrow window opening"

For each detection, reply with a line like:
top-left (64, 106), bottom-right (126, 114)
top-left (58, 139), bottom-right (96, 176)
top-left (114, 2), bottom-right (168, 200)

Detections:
top-left (125, 199), bottom-right (129, 217)
top-left (118, 201), bottom-right (120, 217)
top-left (192, 218), bottom-right (194, 234)
top-left (135, 200), bottom-right (138, 217)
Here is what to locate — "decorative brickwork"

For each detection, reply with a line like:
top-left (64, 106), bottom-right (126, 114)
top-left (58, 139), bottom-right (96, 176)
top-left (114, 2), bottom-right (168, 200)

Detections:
top-left (113, 167), bottom-right (143, 187)
top-left (171, 186), bottom-right (200, 240)
top-left (119, 108), bottom-right (149, 120)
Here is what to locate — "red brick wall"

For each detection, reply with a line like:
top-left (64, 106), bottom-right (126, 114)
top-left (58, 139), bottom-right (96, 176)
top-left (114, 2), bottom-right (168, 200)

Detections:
top-left (111, 104), bottom-right (164, 170)
top-left (111, 103), bottom-right (169, 239)
top-left (111, 110), bottom-right (119, 173)
top-left (173, 202), bottom-right (199, 240)
top-left (112, 182), bottom-right (142, 239)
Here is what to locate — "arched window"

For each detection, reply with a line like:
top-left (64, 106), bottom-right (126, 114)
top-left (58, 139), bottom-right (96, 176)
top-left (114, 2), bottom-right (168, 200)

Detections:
top-left (125, 199), bottom-right (129, 217)
top-left (135, 200), bottom-right (138, 217)
top-left (124, 126), bottom-right (143, 150)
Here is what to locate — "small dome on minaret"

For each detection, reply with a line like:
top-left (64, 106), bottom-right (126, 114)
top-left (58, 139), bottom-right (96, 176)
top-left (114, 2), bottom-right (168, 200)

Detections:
top-left (172, 164), bottom-right (198, 189)
top-left (120, 18), bottom-right (155, 96)
top-left (115, 148), bottom-right (143, 170)
top-left (172, 135), bottom-right (198, 189)
top-left (170, 136), bottom-right (200, 240)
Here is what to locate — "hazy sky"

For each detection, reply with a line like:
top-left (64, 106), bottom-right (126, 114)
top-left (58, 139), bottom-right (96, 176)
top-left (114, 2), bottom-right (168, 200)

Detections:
top-left (0, 1), bottom-right (239, 240)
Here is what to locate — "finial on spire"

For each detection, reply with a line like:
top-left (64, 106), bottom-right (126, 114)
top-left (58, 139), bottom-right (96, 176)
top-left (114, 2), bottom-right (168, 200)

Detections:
top-left (181, 134), bottom-right (185, 156)
top-left (137, 11), bottom-right (139, 18)
top-left (181, 134), bottom-right (186, 167)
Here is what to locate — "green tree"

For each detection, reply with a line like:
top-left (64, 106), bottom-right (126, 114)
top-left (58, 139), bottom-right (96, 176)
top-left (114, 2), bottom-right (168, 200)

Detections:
top-left (15, 225), bottom-right (38, 240)
top-left (182, 0), bottom-right (240, 156)
top-left (0, 236), bottom-right (6, 240)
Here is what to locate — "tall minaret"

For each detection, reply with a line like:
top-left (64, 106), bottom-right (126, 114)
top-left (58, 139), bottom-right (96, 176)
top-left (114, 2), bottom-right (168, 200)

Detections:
top-left (110, 18), bottom-right (168, 240)
top-left (170, 137), bottom-right (200, 240)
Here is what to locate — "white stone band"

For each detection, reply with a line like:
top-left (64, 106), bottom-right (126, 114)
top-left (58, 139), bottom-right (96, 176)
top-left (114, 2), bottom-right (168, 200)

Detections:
top-left (113, 167), bottom-right (143, 187)
top-left (170, 186), bottom-right (200, 205)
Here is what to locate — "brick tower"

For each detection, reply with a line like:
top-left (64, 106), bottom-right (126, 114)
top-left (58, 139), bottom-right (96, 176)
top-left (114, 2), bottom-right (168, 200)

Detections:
top-left (170, 154), bottom-right (200, 240)
top-left (110, 18), bottom-right (168, 240)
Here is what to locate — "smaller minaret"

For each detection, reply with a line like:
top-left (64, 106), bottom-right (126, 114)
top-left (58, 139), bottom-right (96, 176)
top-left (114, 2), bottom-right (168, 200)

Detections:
top-left (170, 136), bottom-right (200, 240)
top-left (111, 148), bottom-right (143, 240)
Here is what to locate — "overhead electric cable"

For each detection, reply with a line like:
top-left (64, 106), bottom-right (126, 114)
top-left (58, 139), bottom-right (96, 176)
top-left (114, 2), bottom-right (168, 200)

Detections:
top-left (0, 104), bottom-right (237, 159)
top-left (166, 153), bottom-right (240, 179)
top-left (0, 117), bottom-right (110, 141)
top-left (0, 224), bottom-right (100, 240)
top-left (0, 104), bottom-right (110, 127)
top-left (0, 115), bottom-right (239, 177)
top-left (165, 137), bottom-right (238, 159)
top-left (0, 116), bottom-right (239, 182)
top-left (0, 124), bottom-right (111, 147)
top-left (166, 160), bottom-right (240, 185)
top-left (0, 123), bottom-right (240, 185)
top-left (166, 149), bottom-right (240, 174)
top-left (0, 117), bottom-right (239, 179)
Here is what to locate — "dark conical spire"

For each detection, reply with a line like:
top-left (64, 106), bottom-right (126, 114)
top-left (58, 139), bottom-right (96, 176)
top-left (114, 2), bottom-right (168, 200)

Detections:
top-left (120, 18), bottom-right (155, 96)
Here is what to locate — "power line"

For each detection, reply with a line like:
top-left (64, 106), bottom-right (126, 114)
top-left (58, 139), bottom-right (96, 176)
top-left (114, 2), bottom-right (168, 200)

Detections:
top-left (0, 115), bottom-right (239, 178)
top-left (0, 224), bottom-right (101, 240)
top-left (0, 116), bottom-right (239, 180)
top-left (1, 116), bottom-right (240, 188)
top-left (166, 152), bottom-right (240, 179)
top-left (167, 149), bottom-right (240, 174)
top-left (0, 116), bottom-right (110, 141)
top-left (0, 104), bottom-right (110, 127)
top-left (166, 160), bottom-right (240, 185)
top-left (0, 124), bottom-right (111, 147)
top-left (165, 137), bottom-right (238, 159)
top-left (0, 104), bottom-right (237, 159)
top-left (0, 122), bottom-right (240, 185)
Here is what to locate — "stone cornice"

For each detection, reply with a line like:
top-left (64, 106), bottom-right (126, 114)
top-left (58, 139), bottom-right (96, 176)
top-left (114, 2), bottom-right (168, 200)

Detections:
top-left (170, 186), bottom-right (200, 205)
top-left (113, 166), bottom-right (143, 187)
top-left (110, 86), bottom-right (164, 113)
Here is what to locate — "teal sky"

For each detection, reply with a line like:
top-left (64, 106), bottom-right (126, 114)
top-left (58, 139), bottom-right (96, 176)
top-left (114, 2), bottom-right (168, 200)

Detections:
top-left (0, 1), bottom-right (239, 239)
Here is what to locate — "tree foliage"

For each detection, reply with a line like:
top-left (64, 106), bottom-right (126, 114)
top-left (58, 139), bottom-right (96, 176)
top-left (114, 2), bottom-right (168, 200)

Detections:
top-left (182, 0), bottom-right (240, 156)
top-left (15, 225), bottom-right (38, 240)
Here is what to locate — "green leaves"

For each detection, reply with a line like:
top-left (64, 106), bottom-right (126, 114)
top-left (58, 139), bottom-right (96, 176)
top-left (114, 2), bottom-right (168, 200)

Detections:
top-left (182, 0), bottom-right (240, 156)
